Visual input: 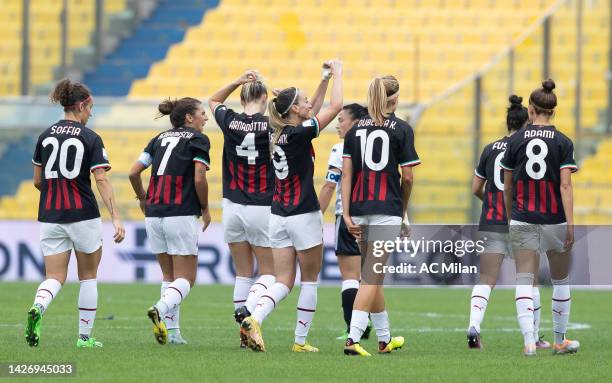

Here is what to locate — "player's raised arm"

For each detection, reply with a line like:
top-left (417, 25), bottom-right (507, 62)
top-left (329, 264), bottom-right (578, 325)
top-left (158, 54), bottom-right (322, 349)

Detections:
top-left (314, 60), bottom-right (343, 131)
top-left (208, 70), bottom-right (258, 112)
top-left (309, 61), bottom-right (333, 115)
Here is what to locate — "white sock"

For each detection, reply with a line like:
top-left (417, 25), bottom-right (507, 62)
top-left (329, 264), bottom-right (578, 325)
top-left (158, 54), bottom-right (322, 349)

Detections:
top-left (370, 310), bottom-right (391, 343)
top-left (78, 279), bottom-right (97, 337)
top-left (294, 281), bottom-right (317, 345)
top-left (468, 284), bottom-right (491, 333)
top-left (155, 278), bottom-right (191, 317)
top-left (515, 273), bottom-right (535, 346)
top-left (245, 274), bottom-right (275, 313)
top-left (161, 281), bottom-right (180, 330)
top-left (252, 282), bottom-right (290, 324)
top-left (348, 310), bottom-right (369, 343)
top-left (552, 277), bottom-right (571, 344)
top-left (532, 286), bottom-right (541, 340)
top-left (33, 278), bottom-right (62, 315)
top-left (234, 276), bottom-right (253, 309)
top-left (341, 279), bottom-right (359, 292)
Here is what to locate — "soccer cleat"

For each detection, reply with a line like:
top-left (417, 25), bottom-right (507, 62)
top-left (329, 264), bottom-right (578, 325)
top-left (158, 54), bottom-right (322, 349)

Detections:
top-left (378, 336), bottom-right (405, 353)
top-left (362, 321), bottom-right (373, 340)
top-left (147, 306), bottom-right (168, 345)
top-left (239, 328), bottom-right (248, 348)
top-left (523, 343), bottom-right (537, 357)
top-left (552, 339), bottom-right (580, 355)
top-left (241, 316), bottom-right (266, 352)
top-left (168, 330), bottom-right (187, 345)
top-left (336, 330), bottom-right (349, 340)
top-left (234, 306), bottom-right (251, 325)
top-left (25, 306), bottom-right (42, 347)
top-left (467, 326), bottom-right (482, 349)
top-left (536, 336), bottom-right (551, 350)
top-left (77, 337), bottom-right (103, 348)
top-left (292, 342), bottom-right (320, 352)
top-left (343, 338), bottom-right (371, 356)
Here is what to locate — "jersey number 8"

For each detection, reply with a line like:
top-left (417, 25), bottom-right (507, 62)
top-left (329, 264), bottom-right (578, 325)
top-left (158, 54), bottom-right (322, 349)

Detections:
top-left (525, 138), bottom-right (548, 180)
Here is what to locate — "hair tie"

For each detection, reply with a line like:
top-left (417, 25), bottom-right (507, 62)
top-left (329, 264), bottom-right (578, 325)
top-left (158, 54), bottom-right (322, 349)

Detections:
top-left (280, 87), bottom-right (299, 116)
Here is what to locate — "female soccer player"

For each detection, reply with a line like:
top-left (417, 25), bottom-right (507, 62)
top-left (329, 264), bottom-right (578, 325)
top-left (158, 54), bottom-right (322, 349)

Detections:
top-left (318, 103), bottom-right (372, 340)
top-left (466, 95), bottom-right (549, 350)
top-left (501, 79), bottom-right (580, 356)
top-left (241, 60), bottom-right (343, 352)
top-left (208, 70), bottom-right (275, 348)
top-left (25, 79), bottom-right (125, 348)
top-left (342, 75), bottom-right (420, 356)
top-left (129, 97), bottom-right (211, 345)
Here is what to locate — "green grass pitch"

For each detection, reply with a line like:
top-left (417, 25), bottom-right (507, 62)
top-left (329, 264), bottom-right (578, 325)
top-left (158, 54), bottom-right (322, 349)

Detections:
top-left (1, 283), bottom-right (611, 382)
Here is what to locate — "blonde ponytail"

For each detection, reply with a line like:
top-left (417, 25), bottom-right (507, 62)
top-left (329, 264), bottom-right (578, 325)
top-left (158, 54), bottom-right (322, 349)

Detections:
top-left (367, 75), bottom-right (399, 126)
top-left (268, 87), bottom-right (298, 154)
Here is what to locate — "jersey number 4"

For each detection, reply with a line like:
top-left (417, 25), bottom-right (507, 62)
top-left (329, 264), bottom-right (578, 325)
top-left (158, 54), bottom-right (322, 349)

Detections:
top-left (42, 137), bottom-right (84, 179)
top-left (236, 133), bottom-right (260, 165)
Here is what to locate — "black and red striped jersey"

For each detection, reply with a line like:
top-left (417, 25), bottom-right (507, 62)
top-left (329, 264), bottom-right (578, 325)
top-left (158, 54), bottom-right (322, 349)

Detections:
top-left (213, 104), bottom-right (273, 206)
top-left (139, 127), bottom-right (211, 217)
top-left (32, 120), bottom-right (110, 223)
top-left (500, 124), bottom-right (578, 224)
top-left (271, 117), bottom-right (321, 217)
top-left (343, 113), bottom-right (420, 218)
top-left (475, 136), bottom-right (510, 232)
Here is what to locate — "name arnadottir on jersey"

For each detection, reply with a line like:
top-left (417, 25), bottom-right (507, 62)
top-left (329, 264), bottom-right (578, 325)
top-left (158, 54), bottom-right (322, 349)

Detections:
top-left (228, 120), bottom-right (268, 133)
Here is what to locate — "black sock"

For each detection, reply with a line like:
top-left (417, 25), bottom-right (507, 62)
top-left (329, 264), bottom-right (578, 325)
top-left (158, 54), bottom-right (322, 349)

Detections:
top-left (341, 288), bottom-right (358, 331)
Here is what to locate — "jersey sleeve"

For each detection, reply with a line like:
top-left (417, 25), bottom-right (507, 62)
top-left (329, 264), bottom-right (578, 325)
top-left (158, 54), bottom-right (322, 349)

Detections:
top-left (325, 145), bottom-right (343, 184)
top-left (137, 137), bottom-right (156, 168)
top-left (191, 134), bottom-right (211, 170)
top-left (32, 136), bottom-right (43, 167)
top-left (89, 135), bottom-right (111, 172)
top-left (559, 138), bottom-right (578, 172)
top-left (342, 128), bottom-right (355, 160)
top-left (296, 117), bottom-right (320, 140)
top-left (474, 146), bottom-right (488, 179)
top-left (213, 104), bottom-right (237, 132)
top-left (500, 139), bottom-right (516, 171)
top-left (398, 125), bottom-right (421, 167)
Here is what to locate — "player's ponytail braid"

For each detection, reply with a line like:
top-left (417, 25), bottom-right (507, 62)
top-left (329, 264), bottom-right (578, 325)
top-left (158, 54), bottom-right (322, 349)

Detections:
top-left (268, 87), bottom-right (298, 154)
top-left (367, 75), bottom-right (399, 126)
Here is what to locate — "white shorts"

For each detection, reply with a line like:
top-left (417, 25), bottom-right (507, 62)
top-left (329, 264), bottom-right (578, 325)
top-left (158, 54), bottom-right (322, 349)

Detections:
top-left (509, 220), bottom-right (567, 253)
top-left (40, 218), bottom-right (102, 257)
top-left (269, 211), bottom-right (323, 251)
top-left (222, 199), bottom-right (271, 247)
top-left (477, 230), bottom-right (513, 257)
top-left (145, 216), bottom-right (200, 256)
top-left (352, 215), bottom-right (402, 242)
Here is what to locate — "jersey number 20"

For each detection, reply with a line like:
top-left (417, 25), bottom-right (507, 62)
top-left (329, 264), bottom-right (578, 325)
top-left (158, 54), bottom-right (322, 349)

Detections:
top-left (42, 137), bottom-right (84, 179)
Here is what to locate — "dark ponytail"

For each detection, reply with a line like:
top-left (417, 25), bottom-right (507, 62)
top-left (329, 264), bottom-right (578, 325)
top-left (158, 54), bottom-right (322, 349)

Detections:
top-left (50, 78), bottom-right (91, 112)
top-left (507, 95), bottom-right (529, 132)
top-left (156, 97), bottom-right (201, 128)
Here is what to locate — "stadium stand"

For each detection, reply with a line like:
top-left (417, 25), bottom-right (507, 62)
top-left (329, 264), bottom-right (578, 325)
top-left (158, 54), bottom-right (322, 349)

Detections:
top-left (84, 0), bottom-right (219, 96)
top-left (0, 0), bottom-right (610, 225)
top-left (0, 0), bottom-right (128, 95)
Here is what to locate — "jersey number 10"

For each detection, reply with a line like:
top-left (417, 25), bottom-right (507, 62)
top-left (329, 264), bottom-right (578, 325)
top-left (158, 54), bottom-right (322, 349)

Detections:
top-left (356, 130), bottom-right (389, 171)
